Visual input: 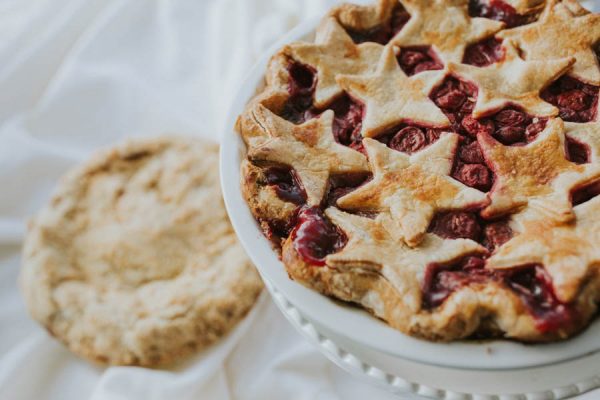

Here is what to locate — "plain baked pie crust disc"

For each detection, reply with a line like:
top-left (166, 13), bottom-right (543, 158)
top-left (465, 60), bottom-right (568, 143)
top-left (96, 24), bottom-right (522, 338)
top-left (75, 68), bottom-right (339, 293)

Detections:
top-left (20, 136), bottom-right (263, 367)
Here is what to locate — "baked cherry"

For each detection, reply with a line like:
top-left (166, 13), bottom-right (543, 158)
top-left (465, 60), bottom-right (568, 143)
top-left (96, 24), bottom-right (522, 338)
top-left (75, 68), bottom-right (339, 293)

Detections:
top-left (397, 46), bottom-right (444, 76)
top-left (566, 137), bottom-right (590, 165)
top-left (389, 126), bottom-right (428, 153)
top-left (422, 255), bottom-right (490, 309)
top-left (468, 0), bottom-right (538, 28)
top-left (459, 141), bottom-right (485, 164)
top-left (463, 37), bottom-right (505, 66)
top-left (525, 119), bottom-right (546, 141)
top-left (501, 265), bottom-right (576, 333)
top-left (462, 115), bottom-right (494, 137)
top-left (496, 126), bottom-right (525, 144)
top-left (328, 94), bottom-right (364, 151)
top-left (478, 107), bottom-right (548, 145)
top-left (346, 3), bottom-right (410, 45)
top-left (431, 76), bottom-right (478, 134)
top-left (292, 207), bottom-right (347, 265)
top-left (453, 163), bottom-right (493, 191)
top-left (265, 166), bottom-right (307, 205)
top-left (541, 76), bottom-right (599, 123)
top-left (482, 221), bottom-right (512, 251)
top-left (378, 124), bottom-right (443, 154)
top-left (429, 211), bottom-right (482, 241)
top-left (281, 62), bottom-right (317, 124)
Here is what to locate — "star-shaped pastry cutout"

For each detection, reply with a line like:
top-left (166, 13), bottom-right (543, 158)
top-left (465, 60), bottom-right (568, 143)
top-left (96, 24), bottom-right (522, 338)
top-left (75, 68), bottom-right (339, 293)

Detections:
top-left (478, 118), bottom-right (600, 220)
top-left (565, 121), bottom-right (600, 162)
top-left (325, 208), bottom-right (486, 311)
top-left (498, 0), bottom-right (600, 85)
top-left (287, 17), bottom-right (383, 107)
top-left (446, 42), bottom-right (575, 118)
top-left (246, 105), bottom-right (368, 206)
top-left (390, 0), bottom-right (504, 63)
top-left (487, 196), bottom-right (600, 303)
top-left (336, 134), bottom-right (487, 247)
top-left (337, 46), bottom-right (449, 138)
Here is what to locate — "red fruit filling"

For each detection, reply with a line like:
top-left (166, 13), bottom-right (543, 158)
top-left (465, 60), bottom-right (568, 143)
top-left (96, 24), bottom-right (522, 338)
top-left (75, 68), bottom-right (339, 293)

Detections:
top-left (430, 211), bottom-right (482, 241)
top-left (428, 210), bottom-right (512, 252)
top-left (261, 213), bottom-right (299, 246)
top-left (377, 124), bottom-right (441, 154)
top-left (292, 207), bottom-right (347, 265)
top-left (571, 179), bottom-right (600, 206)
top-left (425, 209), bottom-right (574, 332)
top-left (541, 76), bottom-right (599, 123)
top-left (423, 259), bottom-right (575, 332)
top-left (463, 37), bottom-right (505, 67)
top-left (431, 76), bottom-right (478, 133)
top-left (454, 162), bottom-right (493, 191)
top-left (397, 46), bottom-right (444, 76)
top-left (345, 4), bottom-right (410, 45)
top-left (468, 0), bottom-right (538, 28)
top-left (377, 124), bottom-right (443, 154)
top-left (566, 137), bottom-right (590, 165)
top-left (422, 255), bottom-right (491, 309)
top-left (324, 172), bottom-right (372, 208)
top-left (429, 77), bottom-right (496, 191)
top-left (327, 94), bottom-right (365, 152)
top-left (502, 265), bottom-right (577, 333)
top-left (488, 107), bottom-right (547, 145)
top-left (281, 62), bottom-right (317, 124)
top-left (481, 221), bottom-right (513, 251)
top-left (281, 62), bottom-right (366, 151)
top-left (265, 166), bottom-right (307, 205)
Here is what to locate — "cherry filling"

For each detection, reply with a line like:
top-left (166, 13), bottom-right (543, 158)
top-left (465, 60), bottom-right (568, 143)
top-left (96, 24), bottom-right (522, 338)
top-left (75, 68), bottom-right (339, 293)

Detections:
top-left (291, 207), bottom-right (347, 265)
top-left (541, 76), bottom-right (599, 123)
top-left (261, 213), bottom-right (299, 246)
top-left (453, 143), bottom-right (494, 191)
top-left (422, 255), bottom-right (491, 309)
top-left (423, 260), bottom-right (575, 332)
top-left (431, 76), bottom-right (478, 134)
top-left (324, 172), bottom-right (372, 208)
top-left (428, 210), bottom-right (512, 252)
top-left (397, 46), bottom-right (444, 76)
top-left (468, 0), bottom-right (538, 28)
top-left (281, 62), bottom-right (317, 124)
top-left (429, 77), bottom-right (495, 191)
top-left (327, 94), bottom-right (365, 151)
top-left (280, 62), bottom-right (366, 151)
top-left (377, 124), bottom-right (443, 154)
top-left (502, 265), bottom-right (576, 333)
top-left (566, 137), bottom-right (590, 165)
top-left (571, 179), bottom-right (600, 206)
top-left (463, 37), bottom-right (505, 67)
top-left (486, 107), bottom-right (547, 145)
top-left (345, 4), bottom-right (411, 45)
top-left (264, 166), bottom-right (307, 205)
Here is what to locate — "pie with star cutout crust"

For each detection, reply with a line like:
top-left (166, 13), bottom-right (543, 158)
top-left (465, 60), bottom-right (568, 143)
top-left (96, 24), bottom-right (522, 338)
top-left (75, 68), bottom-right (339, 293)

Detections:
top-left (236, 0), bottom-right (600, 341)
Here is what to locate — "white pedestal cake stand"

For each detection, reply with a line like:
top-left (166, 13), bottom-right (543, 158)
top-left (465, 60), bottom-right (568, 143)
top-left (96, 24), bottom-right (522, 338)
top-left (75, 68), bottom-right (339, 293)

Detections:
top-left (265, 279), bottom-right (600, 400)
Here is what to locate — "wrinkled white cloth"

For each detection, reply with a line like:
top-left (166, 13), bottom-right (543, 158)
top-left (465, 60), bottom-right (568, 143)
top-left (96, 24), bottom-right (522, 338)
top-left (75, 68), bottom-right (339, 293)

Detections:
top-left (0, 1), bottom-right (598, 399)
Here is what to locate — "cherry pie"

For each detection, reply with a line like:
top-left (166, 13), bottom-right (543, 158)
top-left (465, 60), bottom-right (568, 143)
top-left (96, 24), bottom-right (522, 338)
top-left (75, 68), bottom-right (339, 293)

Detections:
top-left (236, 0), bottom-right (600, 341)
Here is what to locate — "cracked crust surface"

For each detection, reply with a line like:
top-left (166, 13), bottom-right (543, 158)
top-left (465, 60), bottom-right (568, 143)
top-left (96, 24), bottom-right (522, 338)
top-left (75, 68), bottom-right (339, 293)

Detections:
top-left (21, 136), bottom-right (263, 366)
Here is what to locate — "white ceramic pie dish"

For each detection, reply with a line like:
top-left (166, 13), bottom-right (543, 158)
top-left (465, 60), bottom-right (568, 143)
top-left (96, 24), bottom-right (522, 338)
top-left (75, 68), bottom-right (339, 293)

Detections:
top-left (219, 17), bottom-right (600, 371)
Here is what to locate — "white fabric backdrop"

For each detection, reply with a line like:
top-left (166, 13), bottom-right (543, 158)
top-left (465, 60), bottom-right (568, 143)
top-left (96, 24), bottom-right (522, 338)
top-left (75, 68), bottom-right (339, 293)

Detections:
top-left (0, 1), bottom-right (598, 399)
